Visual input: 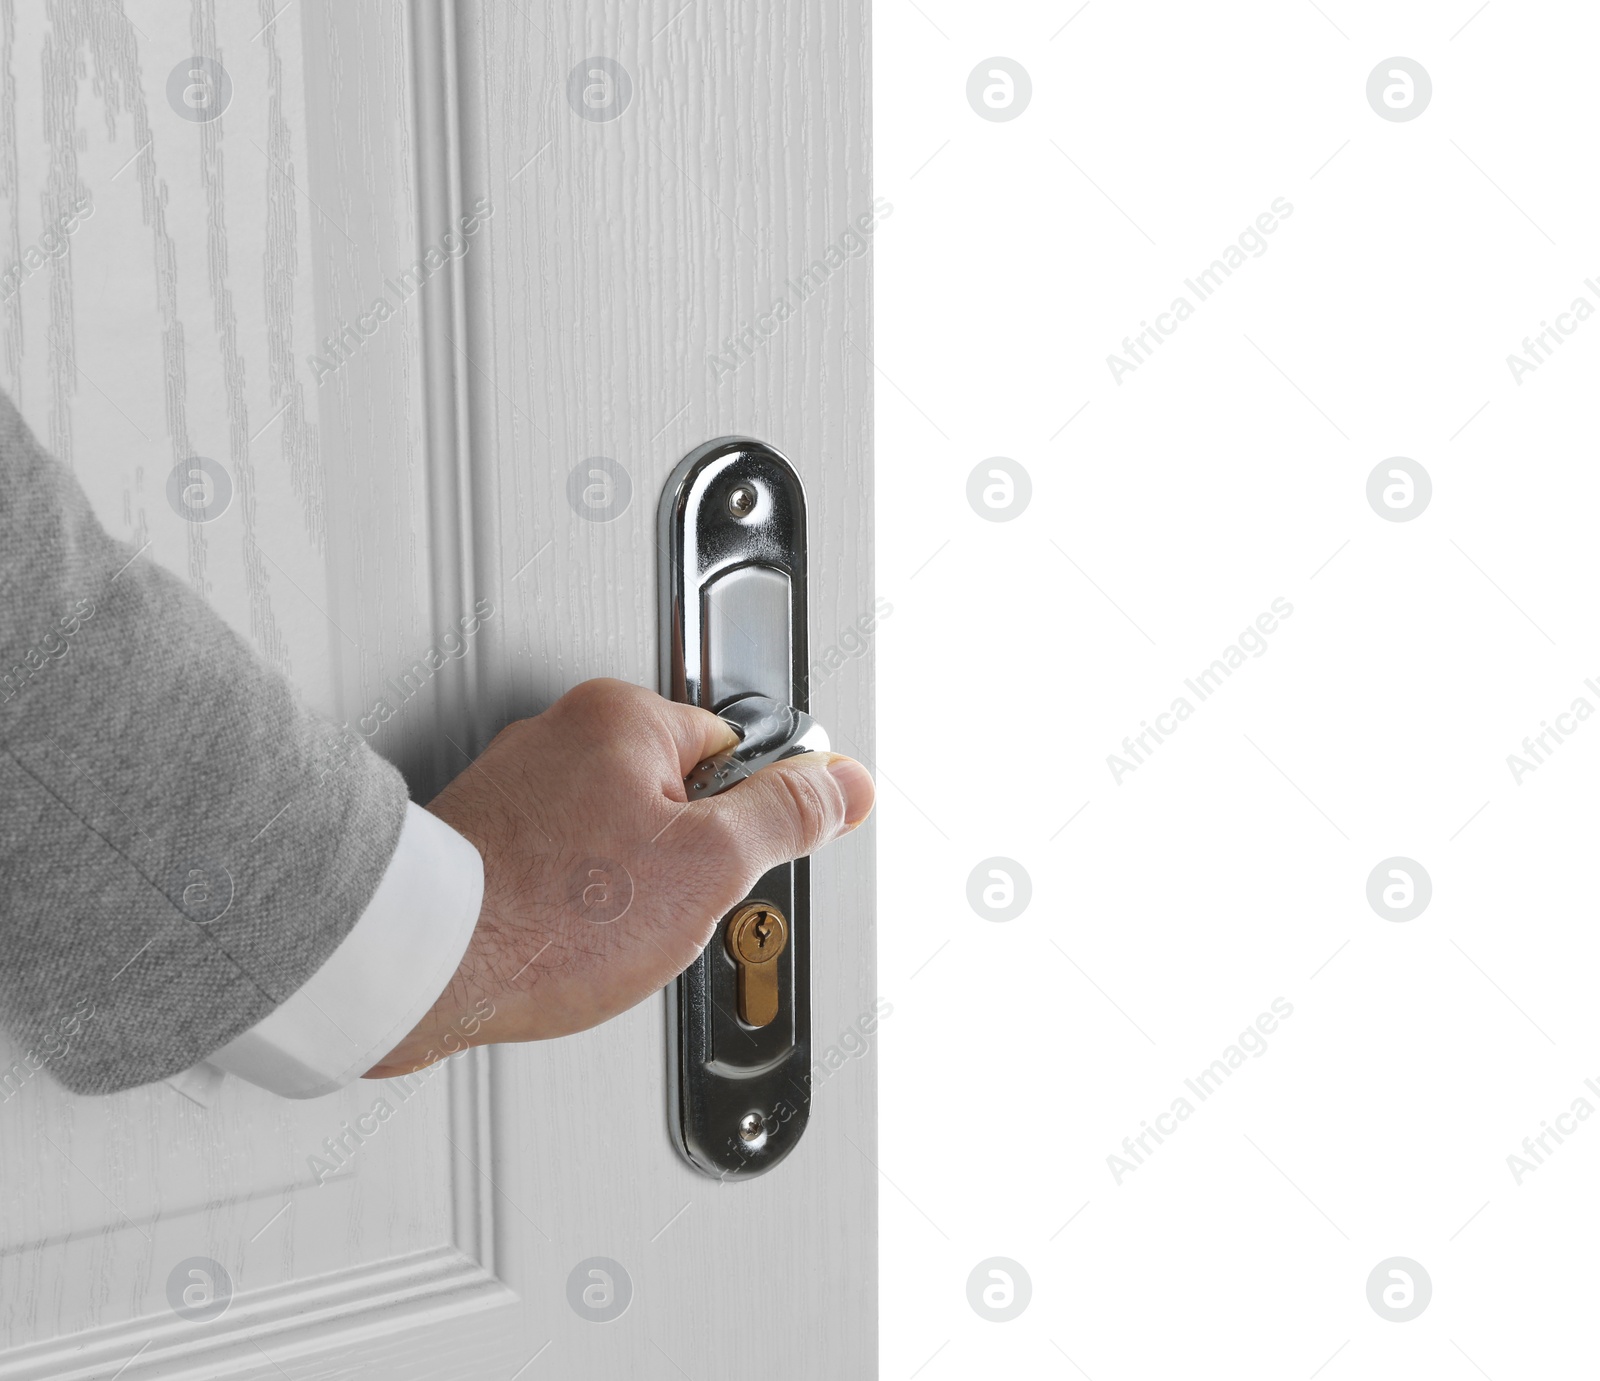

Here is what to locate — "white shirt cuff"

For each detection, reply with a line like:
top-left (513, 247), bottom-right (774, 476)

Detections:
top-left (205, 802), bottom-right (484, 1099)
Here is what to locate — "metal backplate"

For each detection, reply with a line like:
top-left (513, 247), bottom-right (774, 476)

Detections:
top-left (659, 437), bottom-right (811, 1177)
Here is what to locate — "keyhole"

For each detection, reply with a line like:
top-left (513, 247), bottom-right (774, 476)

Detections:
top-left (724, 903), bottom-right (789, 1028)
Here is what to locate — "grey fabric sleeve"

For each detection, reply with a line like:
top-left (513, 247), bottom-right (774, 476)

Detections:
top-left (0, 392), bottom-right (410, 1095)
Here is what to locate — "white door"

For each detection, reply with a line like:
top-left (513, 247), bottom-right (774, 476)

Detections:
top-left (0, 2), bottom-right (875, 1377)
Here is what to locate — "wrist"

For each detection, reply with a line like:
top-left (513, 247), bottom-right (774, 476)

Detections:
top-left (363, 800), bottom-right (501, 1078)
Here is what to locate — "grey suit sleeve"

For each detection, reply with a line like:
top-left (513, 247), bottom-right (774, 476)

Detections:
top-left (0, 393), bottom-right (409, 1095)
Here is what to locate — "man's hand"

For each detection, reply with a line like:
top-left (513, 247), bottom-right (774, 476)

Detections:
top-left (365, 679), bottom-right (874, 1076)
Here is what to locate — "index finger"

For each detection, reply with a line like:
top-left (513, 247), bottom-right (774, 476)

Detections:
top-left (653, 695), bottom-right (740, 779)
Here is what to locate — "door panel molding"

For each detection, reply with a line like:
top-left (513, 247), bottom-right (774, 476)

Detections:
top-left (0, 0), bottom-right (871, 1373)
top-left (406, 0), bottom-right (486, 796)
top-left (0, 1055), bottom-right (505, 1381)
top-left (0, 0), bottom-right (520, 1370)
top-left (0, 1243), bottom-right (510, 1381)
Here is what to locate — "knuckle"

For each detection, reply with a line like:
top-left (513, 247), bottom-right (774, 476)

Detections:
top-left (555, 678), bottom-right (656, 744)
top-left (559, 676), bottom-right (629, 716)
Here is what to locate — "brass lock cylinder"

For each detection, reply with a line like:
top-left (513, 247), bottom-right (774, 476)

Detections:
top-left (725, 903), bottom-right (789, 1028)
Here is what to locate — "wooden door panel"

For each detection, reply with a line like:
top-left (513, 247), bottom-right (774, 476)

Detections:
top-left (457, 1), bottom-right (876, 1374)
top-left (0, 2), bottom-right (515, 1376)
top-left (1, 0), bottom-right (874, 1375)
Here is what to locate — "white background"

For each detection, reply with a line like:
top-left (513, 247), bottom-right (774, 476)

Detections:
top-left (875, 1), bottom-right (1600, 1375)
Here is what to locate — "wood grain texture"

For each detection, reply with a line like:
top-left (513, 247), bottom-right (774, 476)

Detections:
top-left (0, 1), bottom-right (499, 1375)
top-left (1, 0), bottom-right (874, 1375)
top-left (455, 1), bottom-right (877, 1376)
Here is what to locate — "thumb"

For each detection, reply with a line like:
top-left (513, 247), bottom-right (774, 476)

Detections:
top-left (700, 752), bottom-right (875, 876)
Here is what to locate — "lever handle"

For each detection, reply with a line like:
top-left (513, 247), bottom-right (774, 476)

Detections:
top-left (684, 694), bottom-right (830, 799)
top-left (659, 436), bottom-right (814, 1178)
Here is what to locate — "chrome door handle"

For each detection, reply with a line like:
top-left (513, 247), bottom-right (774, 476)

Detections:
top-left (659, 437), bottom-right (815, 1178)
top-left (684, 694), bottom-right (829, 798)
